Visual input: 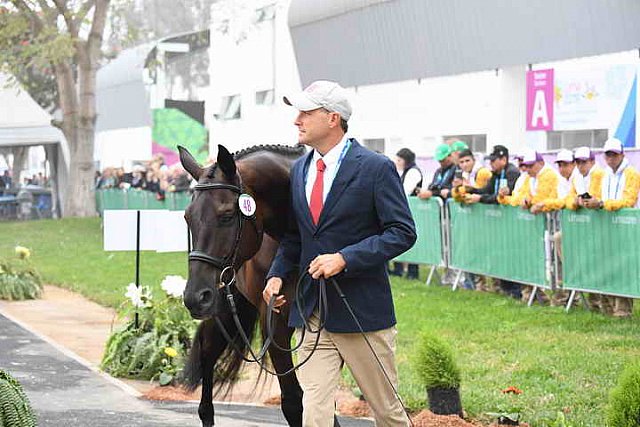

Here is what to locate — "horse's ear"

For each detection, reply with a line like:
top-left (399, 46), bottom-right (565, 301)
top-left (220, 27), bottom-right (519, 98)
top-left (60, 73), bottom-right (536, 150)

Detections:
top-left (178, 146), bottom-right (202, 180)
top-left (217, 145), bottom-right (236, 178)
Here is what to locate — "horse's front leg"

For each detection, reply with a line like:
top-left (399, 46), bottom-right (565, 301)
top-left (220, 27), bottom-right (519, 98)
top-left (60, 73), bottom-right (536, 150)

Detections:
top-left (196, 319), bottom-right (227, 427)
top-left (267, 316), bottom-right (303, 427)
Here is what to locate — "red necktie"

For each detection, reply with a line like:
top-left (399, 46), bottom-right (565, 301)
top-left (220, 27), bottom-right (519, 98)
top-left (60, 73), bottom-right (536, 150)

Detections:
top-left (309, 158), bottom-right (326, 225)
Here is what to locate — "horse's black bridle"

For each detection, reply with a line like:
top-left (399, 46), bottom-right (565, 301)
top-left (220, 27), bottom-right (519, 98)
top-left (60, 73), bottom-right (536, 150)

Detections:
top-left (188, 181), bottom-right (262, 275)
top-left (186, 178), bottom-right (326, 375)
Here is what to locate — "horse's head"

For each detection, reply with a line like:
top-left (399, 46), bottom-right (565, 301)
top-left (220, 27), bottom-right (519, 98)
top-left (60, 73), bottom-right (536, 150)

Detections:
top-left (179, 145), bottom-right (263, 319)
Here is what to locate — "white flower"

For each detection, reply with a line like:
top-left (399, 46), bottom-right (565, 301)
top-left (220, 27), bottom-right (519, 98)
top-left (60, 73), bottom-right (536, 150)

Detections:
top-left (125, 283), bottom-right (151, 308)
top-left (160, 275), bottom-right (187, 299)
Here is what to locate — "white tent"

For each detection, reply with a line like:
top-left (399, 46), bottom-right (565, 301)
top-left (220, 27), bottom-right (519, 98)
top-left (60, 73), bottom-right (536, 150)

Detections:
top-left (0, 73), bottom-right (69, 217)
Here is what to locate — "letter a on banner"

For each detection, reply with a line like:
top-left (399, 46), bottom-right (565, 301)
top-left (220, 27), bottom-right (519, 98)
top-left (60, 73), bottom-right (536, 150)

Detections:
top-left (531, 90), bottom-right (549, 128)
top-left (526, 69), bottom-right (554, 131)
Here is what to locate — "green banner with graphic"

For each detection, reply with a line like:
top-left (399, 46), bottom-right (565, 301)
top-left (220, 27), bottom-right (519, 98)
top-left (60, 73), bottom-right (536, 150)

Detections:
top-left (561, 209), bottom-right (640, 298)
top-left (96, 189), bottom-right (190, 213)
top-left (449, 202), bottom-right (547, 286)
top-left (395, 198), bottom-right (443, 265)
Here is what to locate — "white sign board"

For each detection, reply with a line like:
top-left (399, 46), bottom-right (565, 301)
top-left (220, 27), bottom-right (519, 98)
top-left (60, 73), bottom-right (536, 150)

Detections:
top-left (103, 210), bottom-right (189, 252)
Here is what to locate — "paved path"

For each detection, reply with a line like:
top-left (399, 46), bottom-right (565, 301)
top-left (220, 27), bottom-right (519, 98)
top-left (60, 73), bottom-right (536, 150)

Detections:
top-left (0, 312), bottom-right (373, 426)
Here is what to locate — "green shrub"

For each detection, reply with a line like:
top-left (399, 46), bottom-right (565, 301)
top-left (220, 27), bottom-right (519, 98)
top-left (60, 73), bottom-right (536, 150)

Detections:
top-left (0, 249), bottom-right (42, 301)
top-left (0, 369), bottom-right (37, 427)
top-left (414, 332), bottom-right (461, 389)
top-left (607, 361), bottom-right (640, 427)
top-left (101, 277), bottom-right (196, 385)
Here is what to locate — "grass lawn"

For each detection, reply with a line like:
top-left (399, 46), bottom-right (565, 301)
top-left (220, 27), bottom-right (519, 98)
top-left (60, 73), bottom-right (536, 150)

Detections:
top-left (2, 218), bottom-right (638, 426)
top-left (1, 217), bottom-right (187, 307)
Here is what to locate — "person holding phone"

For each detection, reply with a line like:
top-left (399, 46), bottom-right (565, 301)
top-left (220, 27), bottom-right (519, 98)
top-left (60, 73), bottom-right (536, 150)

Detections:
top-left (452, 149), bottom-right (492, 202)
top-left (465, 145), bottom-right (520, 205)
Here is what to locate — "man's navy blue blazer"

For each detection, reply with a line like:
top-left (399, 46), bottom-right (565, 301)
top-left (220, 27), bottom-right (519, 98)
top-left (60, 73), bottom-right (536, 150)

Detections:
top-left (267, 139), bottom-right (417, 333)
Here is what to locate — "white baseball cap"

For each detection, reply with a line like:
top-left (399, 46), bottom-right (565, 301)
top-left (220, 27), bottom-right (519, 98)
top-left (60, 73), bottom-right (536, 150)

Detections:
top-left (574, 146), bottom-right (594, 161)
top-left (603, 137), bottom-right (624, 154)
top-left (283, 80), bottom-right (352, 121)
top-left (521, 149), bottom-right (543, 166)
top-left (555, 149), bottom-right (574, 163)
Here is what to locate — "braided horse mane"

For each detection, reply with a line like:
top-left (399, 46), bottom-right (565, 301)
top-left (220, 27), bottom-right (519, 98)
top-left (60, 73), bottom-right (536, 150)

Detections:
top-left (206, 144), bottom-right (306, 179)
top-left (233, 143), bottom-right (306, 160)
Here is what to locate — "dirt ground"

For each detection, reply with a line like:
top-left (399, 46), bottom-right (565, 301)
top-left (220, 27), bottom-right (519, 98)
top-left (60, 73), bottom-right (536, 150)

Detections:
top-left (0, 285), bottom-right (488, 426)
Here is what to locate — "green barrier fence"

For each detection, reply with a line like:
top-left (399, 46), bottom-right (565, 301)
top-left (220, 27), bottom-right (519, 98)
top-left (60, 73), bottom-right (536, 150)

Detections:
top-left (395, 198), bottom-right (444, 266)
top-left (561, 208), bottom-right (640, 298)
top-left (96, 189), bottom-right (191, 213)
top-left (448, 202), bottom-right (548, 286)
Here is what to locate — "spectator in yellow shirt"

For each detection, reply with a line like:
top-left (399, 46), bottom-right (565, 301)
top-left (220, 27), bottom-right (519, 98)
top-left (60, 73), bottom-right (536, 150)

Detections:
top-left (498, 150), bottom-right (562, 214)
top-left (451, 149), bottom-right (492, 201)
top-left (570, 146), bottom-right (605, 210)
top-left (582, 138), bottom-right (639, 318)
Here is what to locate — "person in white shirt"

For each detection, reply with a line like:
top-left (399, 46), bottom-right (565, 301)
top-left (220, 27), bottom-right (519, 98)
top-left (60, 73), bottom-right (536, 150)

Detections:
top-left (390, 148), bottom-right (423, 279)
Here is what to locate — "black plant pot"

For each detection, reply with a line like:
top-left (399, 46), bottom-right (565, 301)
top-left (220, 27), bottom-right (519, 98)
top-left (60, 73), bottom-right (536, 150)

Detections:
top-left (497, 415), bottom-right (519, 425)
top-left (426, 386), bottom-right (463, 417)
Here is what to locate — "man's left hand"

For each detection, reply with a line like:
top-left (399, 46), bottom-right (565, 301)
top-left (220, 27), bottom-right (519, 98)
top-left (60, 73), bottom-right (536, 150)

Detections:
top-left (309, 253), bottom-right (347, 280)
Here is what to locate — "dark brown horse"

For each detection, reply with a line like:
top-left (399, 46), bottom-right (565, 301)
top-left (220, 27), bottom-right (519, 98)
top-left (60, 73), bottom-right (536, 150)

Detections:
top-left (178, 144), bottom-right (307, 427)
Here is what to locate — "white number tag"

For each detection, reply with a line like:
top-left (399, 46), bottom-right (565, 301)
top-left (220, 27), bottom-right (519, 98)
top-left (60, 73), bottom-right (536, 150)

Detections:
top-left (238, 194), bottom-right (257, 217)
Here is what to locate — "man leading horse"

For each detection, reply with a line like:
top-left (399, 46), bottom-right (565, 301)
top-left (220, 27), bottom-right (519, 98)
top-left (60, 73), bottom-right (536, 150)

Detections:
top-left (263, 80), bottom-right (416, 427)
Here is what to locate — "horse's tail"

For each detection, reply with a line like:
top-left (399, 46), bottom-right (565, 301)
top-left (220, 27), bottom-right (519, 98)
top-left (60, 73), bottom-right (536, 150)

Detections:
top-left (181, 293), bottom-right (258, 395)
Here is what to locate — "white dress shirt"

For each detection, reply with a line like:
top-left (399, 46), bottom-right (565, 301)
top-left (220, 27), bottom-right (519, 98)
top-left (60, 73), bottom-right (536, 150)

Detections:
top-left (306, 134), bottom-right (350, 204)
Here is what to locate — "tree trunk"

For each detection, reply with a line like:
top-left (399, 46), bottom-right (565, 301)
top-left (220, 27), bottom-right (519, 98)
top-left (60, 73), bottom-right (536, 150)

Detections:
top-left (62, 121), bottom-right (96, 217)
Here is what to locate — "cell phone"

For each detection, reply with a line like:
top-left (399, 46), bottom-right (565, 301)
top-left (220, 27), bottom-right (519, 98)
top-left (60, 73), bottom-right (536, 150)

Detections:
top-left (454, 169), bottom-right (463, 180)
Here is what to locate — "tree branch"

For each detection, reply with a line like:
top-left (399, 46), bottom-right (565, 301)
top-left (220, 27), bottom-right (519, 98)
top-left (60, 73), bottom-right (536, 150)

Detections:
top-left (52, 0), bottom-right (78, 37)
top-left (9, 0), bottom-right (44, 32)
top-left (75, 0), bottom-right (96, 26)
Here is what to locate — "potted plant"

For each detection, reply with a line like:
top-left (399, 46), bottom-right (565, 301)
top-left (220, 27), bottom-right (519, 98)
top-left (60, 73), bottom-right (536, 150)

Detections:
top-left (414, 332), bottom-right (463, 417)
top-left (607, 360), bottom-right (640, 427)
top-left (0, 369), bottom-right (37, 427)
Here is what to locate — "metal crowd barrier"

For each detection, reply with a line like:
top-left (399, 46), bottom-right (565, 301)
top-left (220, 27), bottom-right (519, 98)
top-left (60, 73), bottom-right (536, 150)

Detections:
top-left (397, 198), bottom-right (639, 311)
top-left (394, 197), bottom-right (446, 284)
top-left (447, 201), bottom-right (550, 291)
top-left (95, 189), bottom-right (191, 213)
top-left (560, 208), bottom-right (640, 300)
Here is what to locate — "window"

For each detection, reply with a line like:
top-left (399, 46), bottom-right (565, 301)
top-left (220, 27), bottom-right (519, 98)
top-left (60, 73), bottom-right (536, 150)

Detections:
top-left (255, 89), bottom-right (274, 106)
top-left (363, 138), bottom-right (385, 154)
top-left (546, 129), bottom-right (608, 150)
top-left (217, 95), bottom-right (241, 120)
top-left (443, 134), bottom-right (487, 152)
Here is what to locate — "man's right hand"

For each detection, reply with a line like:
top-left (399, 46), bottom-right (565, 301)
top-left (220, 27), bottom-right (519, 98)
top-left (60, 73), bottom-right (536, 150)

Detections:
top-left (498, 186), bottom-right (511, 197)
top-left (263, 277), bottom-right (286, 313)
top-left (417, 189), bottom-right (433, 199)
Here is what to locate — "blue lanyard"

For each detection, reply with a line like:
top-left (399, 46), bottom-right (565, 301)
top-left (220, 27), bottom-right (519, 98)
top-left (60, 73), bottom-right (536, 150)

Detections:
top-left (305, 139), bottom-right (352, 185)
top-left (436, 167), bottom-right (453, 186)
top-left (494, 170), bottom-right (505, 194)
top-left (333, 139), bottom-right (352, 179)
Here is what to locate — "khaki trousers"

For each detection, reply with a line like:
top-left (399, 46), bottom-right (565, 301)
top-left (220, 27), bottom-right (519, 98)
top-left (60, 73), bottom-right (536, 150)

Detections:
top-left (297, 312), bottom-right (409, 427)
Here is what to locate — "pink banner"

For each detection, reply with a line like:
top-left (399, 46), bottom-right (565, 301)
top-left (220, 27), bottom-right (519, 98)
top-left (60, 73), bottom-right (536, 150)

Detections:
top-left (526, 69), bottom-right (554, 131)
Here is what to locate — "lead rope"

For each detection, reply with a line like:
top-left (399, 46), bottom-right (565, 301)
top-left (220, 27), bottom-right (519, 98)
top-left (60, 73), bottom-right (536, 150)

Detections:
top-left (218, 269), bottom-right (414, 426)
top-left (329, 277), bottom-right (414, 427)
